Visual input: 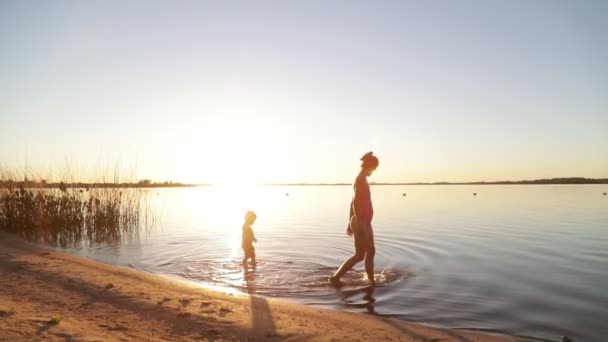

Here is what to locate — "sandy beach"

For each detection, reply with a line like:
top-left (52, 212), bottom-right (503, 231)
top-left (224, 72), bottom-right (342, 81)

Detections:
top-left (0, 233), bottom-right (524, 342)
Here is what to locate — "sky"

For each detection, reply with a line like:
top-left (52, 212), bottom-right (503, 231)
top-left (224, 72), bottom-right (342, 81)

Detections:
top-left (1, 0), bottom-right (607, 184)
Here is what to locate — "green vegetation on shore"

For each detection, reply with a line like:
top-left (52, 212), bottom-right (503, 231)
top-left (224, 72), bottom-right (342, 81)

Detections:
top-left (0, 179), bottom-right (201, 189)
top-left (0, 179), bottom-right (152, 248)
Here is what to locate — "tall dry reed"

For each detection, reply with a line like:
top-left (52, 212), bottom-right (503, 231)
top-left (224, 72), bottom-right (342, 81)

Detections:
top-left (0, 168), bottom-right (153, 248)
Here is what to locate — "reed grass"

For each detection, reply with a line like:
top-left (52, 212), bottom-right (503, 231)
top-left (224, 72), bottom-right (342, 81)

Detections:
top-left (0, 167), bottom-right (153, 248)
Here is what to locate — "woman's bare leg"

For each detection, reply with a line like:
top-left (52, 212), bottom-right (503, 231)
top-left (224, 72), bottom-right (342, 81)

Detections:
top-left (331, 252), bottom-right (364, 281)
top-left (364, 246), bottom-right (375, 284)
top-left (364, 225), bottom-right (375, 284)
top-left (331, 229), bottom-right (366, 283)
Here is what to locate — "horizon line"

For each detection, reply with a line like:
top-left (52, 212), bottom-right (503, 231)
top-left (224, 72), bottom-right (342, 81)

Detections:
top-left (2, 177), bottom-right (607, 188)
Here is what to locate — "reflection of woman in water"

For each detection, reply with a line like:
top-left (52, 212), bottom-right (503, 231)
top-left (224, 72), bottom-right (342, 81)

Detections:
top-left (330, 152), bottom-right (379, 286)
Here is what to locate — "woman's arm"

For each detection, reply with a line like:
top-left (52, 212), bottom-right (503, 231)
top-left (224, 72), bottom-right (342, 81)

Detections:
top-left (346, 199), bottom-right (354, 236)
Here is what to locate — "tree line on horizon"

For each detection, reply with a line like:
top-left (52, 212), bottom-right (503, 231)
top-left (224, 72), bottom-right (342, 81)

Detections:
top-left (0, 177), bottom-right (606, 189)
top-left (0, 179), bottom-right (199, 190)
top-left (372, 177), bottom-right (608, 185)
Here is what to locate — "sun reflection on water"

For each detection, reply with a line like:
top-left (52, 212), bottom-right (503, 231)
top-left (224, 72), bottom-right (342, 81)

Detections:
top-left (166, 185), bottom-right (286, 259)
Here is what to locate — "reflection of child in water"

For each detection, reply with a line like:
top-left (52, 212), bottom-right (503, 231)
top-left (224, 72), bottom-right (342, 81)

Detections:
top-left (242, 211), bottom-right (258, 267)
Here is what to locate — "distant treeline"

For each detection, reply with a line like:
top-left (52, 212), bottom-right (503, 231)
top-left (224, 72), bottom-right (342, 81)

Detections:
top-left (376, 178), bottom-right (608, 185)
top-left (1, 177), bottom-right (606, 189)
top-left (375, 177), bottom-right (608, 185)
top-left (275, 177), bottom-right (608, 186)
top-left (0, 179), bottom-right (205, 190)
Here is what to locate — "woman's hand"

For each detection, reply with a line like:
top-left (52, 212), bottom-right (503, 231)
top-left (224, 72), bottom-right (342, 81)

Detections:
top-left (346, 225), bottom-right (353, 236)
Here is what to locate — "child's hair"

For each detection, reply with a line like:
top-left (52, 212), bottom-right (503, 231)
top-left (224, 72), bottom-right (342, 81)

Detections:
top-left (244, 210), bottom-right (257, 222)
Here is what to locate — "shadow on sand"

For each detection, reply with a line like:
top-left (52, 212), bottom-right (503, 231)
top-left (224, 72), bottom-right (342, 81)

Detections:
top-left (243, 268), bottom-right (277, 338)
top-left (0, 238), bottom-right (284, 341)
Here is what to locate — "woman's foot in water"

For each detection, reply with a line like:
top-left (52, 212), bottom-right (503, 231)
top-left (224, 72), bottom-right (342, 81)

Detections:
top-left (329, 275), bottom-right (345, 287)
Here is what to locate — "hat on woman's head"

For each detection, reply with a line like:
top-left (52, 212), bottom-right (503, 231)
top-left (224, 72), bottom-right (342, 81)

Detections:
top-left (360, 151), bottom-right (379, 169)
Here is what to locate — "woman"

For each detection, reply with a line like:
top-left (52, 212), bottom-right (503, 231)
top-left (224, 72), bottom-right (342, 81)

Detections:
top-left (330, 151), bottom-right (379, 286)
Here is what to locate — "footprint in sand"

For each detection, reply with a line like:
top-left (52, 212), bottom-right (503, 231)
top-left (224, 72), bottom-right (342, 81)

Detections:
top-left (157, 297), bottom-right (172, 306)
top-left (104, 324), bottom-right (129, 331)
top-left (206, 328), bottom-right (220, 336)
top-left (219, 307), bottom-right (233, 316)
top-left (179, 298), bottom-right (191, 307)
top-left (0, 308), bottom-right (16, 317)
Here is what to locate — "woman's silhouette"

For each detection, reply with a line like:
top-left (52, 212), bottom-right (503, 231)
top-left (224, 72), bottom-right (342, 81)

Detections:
top-left (330, 152), bottom-right (379, 285)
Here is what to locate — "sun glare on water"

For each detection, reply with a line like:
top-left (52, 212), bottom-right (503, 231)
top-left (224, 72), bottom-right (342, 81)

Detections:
top-left (174, 184), bottom-right (283, 259)
top-left (169, 118), bottom-right (295, 259)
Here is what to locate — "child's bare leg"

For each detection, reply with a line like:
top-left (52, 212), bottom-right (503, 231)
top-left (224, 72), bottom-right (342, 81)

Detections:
top-left (250, 249), bottom-right (257, 267)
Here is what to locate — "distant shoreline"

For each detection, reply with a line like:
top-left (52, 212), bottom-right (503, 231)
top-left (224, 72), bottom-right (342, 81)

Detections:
top-left (1, 177), bottom-right (607, 189)
top-left (288, 177), bottom-right (608, 186)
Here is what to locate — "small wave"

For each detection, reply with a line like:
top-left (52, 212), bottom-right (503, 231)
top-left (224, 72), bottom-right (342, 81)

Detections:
top-left (164, 257), bottom-right (411, 299)
top-left (302, 268), bottom-right (411, 288)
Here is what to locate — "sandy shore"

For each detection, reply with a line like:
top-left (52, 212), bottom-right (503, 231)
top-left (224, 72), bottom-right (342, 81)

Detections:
top-left (0, 233), bottom-right (524, 341)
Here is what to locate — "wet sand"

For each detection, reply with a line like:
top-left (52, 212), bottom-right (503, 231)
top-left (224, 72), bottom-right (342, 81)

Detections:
top-left (0, 233), bottom-right (524, 341)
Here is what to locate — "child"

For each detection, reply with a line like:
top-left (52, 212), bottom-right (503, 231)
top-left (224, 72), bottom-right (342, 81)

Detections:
top-left (242, 210), bottom-right (258, 267)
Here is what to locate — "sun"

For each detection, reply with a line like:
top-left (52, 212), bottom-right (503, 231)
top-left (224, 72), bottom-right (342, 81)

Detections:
top-left (201, 146), bottom-right (266, 186)
top-left (184, 119), bottom-right (293, 186)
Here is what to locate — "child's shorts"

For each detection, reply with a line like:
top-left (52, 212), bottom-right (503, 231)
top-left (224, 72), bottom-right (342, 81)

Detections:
top-left (243, 245), bottom-right (255, 258)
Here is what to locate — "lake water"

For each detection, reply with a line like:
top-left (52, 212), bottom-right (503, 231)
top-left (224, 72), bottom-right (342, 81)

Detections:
top-left (63, 185), bottom-right (608, 342)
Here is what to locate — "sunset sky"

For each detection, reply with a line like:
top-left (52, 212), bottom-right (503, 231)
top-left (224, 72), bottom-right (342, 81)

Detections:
top-left (1, 1), bottom-right (607, 184)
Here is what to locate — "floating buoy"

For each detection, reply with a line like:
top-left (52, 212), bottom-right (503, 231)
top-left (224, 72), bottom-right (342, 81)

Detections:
top-left (402, 193), bottom-right (406, 197)
top-left (473, 193), bottom-right (477, 196)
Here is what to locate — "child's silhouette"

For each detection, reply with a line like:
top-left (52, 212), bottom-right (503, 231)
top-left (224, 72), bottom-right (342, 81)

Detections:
top-left (242, 211), bottom-right (258, 268)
